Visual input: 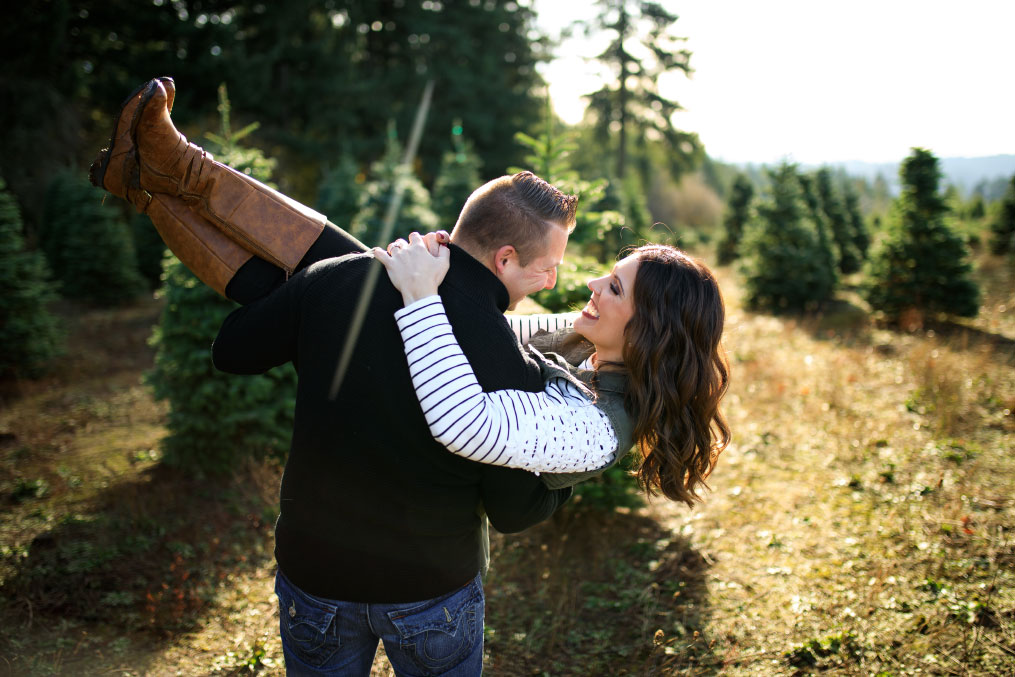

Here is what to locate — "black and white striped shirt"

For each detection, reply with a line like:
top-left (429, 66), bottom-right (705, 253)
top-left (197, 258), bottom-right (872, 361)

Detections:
top-left (394, 296), bottom-right (617, 474)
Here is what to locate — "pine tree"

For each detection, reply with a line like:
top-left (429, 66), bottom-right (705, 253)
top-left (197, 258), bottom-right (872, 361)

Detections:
top-left (716, 174), bottom-right (754, 264)
top-left (432, 122), bottom-right (483, 230)
top-left (842, 186), bottom-right (871, 260)
top-left (796, 173), bottom-right (839, 287)
top-left (0, 178), bottom-right (63, 378)
top-left (989, 175), bottom-right (1015, 255)
top-left (815, 168), bottom-right (862, 274)
top-left (40, 171), bottom-right (144, 305)
top-left (740, 164), bottom-right (837, 312)
top-left (579, 0), bottom-right (701, 181)
top-left (863, 148), bottom-right (980, 321)
top-left (146, 85), bottom-right (297, 474)
top-left (967, 194), bottom-right (986, 220)
top-left (350, 122), bottom-right (439, 247)
top-left (508, 101), bottom-right (626, 264)
top-left (315, 153), bottom-right (363, 233)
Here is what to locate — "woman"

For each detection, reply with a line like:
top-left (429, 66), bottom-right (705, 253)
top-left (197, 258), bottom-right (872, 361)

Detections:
top-left (375, 232), bottom-right (731, 507)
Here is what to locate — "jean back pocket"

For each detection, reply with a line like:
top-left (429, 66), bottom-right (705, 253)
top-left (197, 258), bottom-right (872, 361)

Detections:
top-left (275, 571), bottom-right (342, 668)
top-left (387, 576), bottom-right (484, 674)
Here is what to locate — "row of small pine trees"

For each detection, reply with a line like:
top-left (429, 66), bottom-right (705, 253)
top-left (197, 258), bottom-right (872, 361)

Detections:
top-left (717, 148), bottom-right (1014, 322)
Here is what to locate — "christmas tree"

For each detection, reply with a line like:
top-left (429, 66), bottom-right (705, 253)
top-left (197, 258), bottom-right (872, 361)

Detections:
top-left (350, 122), bottom-right (438, 247)
top-left (863, 148), bottom-right (979, 321)
top-left (740, 164), bottom-right (837, 312)
top-left (989, 175), bottom-right (1015, 255)
top-left (432, 121), bottom-right (482, 230)
top-left (41, 171), bottom-right (144, 305)
top-left (146, 85), bottom-right (297, 473)
top-left (716, 174), bottom-right (754, 264)
top-left (0, 178), bottom-right (63, 378)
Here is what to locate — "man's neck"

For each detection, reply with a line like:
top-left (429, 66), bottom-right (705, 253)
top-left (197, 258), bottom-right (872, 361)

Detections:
top-left (449, 238), bottom-right (496, 275)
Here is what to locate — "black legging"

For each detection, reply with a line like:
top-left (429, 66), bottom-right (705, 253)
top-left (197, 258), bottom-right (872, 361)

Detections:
top-left (224, 222), bottom-right (368, 304)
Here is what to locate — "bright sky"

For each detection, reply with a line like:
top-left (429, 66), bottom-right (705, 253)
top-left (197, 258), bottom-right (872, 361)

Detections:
top-left (532, 0), bottom-right (1015, 165)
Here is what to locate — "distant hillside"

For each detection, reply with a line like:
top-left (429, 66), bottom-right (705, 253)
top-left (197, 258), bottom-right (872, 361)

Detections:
top-left (828, 155), bottom-right (1015, 197)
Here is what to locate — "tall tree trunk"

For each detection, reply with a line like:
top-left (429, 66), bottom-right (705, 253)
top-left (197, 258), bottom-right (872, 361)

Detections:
top-left (617, 1), bottom-right (628, 180)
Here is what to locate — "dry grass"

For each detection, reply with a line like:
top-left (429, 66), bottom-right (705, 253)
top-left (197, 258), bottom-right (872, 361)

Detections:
top-left (1, 251), bottom-right (1013, 675)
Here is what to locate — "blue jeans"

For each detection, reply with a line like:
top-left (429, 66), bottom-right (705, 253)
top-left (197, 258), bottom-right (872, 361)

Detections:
top-left (274, 569), bottom-right (485, 676)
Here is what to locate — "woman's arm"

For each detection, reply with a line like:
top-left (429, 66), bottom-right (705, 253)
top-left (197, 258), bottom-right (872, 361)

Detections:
top-left (505, 313), bottom-right (577, 345)
top-left (395, 297), bottom-right (617, 474)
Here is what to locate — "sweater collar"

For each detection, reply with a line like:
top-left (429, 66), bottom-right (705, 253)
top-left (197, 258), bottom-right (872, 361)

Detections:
top-left (447, 243), bottom-right (511, 312)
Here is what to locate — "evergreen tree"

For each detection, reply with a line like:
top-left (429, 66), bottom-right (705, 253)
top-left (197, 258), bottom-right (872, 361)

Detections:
top-left (40, 171), bottom-right (144, 305)
top-left (577, 0), bottom-right (701, 181)
top-left (146, 85), bottom-right (297, 474)
top-left (815, 168), bottom-right (861, 274)
top-left (432, 122), bottom-right (483, 230)
top-left (0, 179), bottom-right (63, 379)
top-left (351, 122), bottom-right (439, 247)
top-left (863, 148), bottom-right (980, 320)
top-left (796, 173), bottom-right (839, 289)
top-left (618, 172), bottom-right (653, 242)
top-left (966, 194), bottom-right (986, 220)
top-left (842, 186), bottom-right (871, 260)
top-left (739, 164), bottom-right (837, 312)
top-left (989, 175), bottom-right (1015, 255)
top-left (716, 174), bottom-right (754, 264)
top-left (315, 153), bottom-right (363, 232)
top-left (508, 100), bottom-right (629, 263)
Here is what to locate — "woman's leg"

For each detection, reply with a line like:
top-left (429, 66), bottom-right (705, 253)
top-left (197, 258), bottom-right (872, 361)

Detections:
top-left (148, 193), bottom-right (254, 296)
top-left (131, 79), bottom-right (328, 275)
top-left (225, 221), bottom-right (368, 304)
top-left (90, 76), bottom-right (367, 304)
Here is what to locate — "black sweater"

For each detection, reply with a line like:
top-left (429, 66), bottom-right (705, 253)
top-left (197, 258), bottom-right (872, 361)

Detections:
top-left (212, 245), bottom-right (571, 602)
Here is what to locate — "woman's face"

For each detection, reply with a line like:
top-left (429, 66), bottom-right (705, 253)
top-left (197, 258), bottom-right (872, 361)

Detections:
top-left (573, 254), bottom-right (639, 363)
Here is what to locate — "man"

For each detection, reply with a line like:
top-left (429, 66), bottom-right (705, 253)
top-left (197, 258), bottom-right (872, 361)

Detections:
top-left (92, 78), bottom-right (577, 675)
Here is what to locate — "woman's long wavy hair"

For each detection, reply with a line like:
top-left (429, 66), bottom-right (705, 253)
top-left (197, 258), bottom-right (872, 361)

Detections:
top-left (620, 245), bottom-right (731, 507)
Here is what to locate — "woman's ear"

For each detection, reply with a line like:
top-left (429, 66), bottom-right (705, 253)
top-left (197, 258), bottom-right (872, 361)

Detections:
top-left (493, 245), bottom-right (517, 274)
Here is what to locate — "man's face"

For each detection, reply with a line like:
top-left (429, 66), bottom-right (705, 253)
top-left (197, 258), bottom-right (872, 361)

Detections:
top-left (498, 225), bottom-right (569, 310)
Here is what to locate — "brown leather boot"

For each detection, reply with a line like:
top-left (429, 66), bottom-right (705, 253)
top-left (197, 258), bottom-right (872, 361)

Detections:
top-left (134, 80), bottom-right (325, 274)
top-left (88, 79), bottom-right (159, 208)
top-left (89, 76), bottom-right (175, 208)
top-left (159, 76), bottom-right (176, 114)
top-left (89, 78), bottom-right (253, 298)
top-left (147, 193), bottom-right (253, 297)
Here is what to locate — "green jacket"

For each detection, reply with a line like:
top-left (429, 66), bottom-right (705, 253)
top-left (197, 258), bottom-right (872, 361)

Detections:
top-left (525, 328), bottom-right (636, 489)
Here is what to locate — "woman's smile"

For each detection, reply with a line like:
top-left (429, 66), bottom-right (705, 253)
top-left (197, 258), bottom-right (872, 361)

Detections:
top-left (573, 255), bottom-right (640, 363)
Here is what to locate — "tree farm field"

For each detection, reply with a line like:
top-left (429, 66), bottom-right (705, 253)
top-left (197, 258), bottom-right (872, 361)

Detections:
top-left (0, 250), bottom-right (1012, 676)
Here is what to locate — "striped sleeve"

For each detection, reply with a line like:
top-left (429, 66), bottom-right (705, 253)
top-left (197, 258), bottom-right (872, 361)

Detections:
top-left (394, 297), bottom-right (617, 474)
top-left (506, 312), bottom-right (578, 346)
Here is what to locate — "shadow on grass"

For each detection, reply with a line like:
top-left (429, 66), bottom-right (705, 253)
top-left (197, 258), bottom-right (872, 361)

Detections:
top-left (919, 318), bottom-right (1015, 366)
top-left (0, 458), bottom-right (279, 672)
top-left (778, 296), bottom-right (1015, 368)
top-left (485, 505), bottom-right (713, 676)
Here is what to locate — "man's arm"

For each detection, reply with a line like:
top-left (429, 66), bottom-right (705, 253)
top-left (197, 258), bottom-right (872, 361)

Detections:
top-left (211, 267), bottom-right (308, 374)
top-left (481, 466), bottom-right (571, 533)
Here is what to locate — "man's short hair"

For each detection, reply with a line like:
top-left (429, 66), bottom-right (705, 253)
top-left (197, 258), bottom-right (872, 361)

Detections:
top-left (453, 171), bottom-right (578, 266)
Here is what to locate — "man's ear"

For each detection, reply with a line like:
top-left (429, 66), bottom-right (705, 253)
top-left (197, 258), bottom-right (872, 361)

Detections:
top-left (492, 245), bottom-right (518, 275)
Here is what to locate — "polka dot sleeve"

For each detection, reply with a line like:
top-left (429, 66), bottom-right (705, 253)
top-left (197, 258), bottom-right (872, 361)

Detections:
top-left (394, 297), bottom-right (618, 474)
